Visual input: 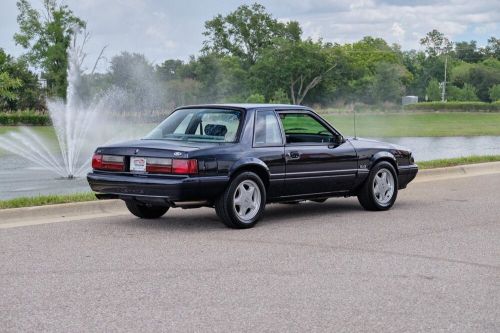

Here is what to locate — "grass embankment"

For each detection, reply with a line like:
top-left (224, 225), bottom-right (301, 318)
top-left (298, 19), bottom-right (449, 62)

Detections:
top-left (1, 112), bottom-right (500, 138)
top-left (321, 112), bottom-right (500, 137)
top-left (0, 192), bottom-right (96, 209)
top-left (418, 155), bottom-right (500, 169)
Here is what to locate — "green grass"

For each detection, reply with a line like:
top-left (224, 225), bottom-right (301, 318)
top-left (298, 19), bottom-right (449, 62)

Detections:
top-left (1, 112), bottom-right (500, 142)
top-left (418, 155), bottom-right (500, 169)
top-left (0, 125), bottom-right (56, 137)
top-left (0, 192), bottom-right (97, 209)
top-left (320, 112), bottom-right (500, 137)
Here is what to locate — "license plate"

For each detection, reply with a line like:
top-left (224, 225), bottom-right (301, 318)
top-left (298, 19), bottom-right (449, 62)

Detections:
top-left (130, 157), bottom-right (146, 172)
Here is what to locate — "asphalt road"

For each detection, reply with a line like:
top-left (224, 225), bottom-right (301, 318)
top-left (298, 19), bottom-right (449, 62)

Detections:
top-left (1, 174), bottom-right (499, 332)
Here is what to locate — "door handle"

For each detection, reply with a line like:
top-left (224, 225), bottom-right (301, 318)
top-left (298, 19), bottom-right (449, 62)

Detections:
top-left (288, 151), bottom-right (300, 159)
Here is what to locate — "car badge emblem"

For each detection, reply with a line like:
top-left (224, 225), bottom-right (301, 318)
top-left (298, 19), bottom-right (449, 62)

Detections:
top-left (135, 149), bottom-right (140, 154)
top-left (173, 152), bottom-right (183, 157)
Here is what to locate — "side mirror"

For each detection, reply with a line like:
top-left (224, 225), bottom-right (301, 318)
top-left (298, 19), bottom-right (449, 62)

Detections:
top-left (333, 135), bottom-right (344, 145)
top-left (328, 135), bottom-right (344, 147)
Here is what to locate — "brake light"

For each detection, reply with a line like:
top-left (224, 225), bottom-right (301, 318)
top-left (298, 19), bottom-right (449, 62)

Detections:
top-left (172, 159), bottom-right (198, 174)
top-left (91, 154), bottom-right (124, 171)
top-left (146, 158), bottom-right (172, 174)
top-left (92, 154), bottom-right (103, 169)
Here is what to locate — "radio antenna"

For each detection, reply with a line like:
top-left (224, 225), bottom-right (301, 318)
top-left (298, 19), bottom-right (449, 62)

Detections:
top-left (353, 105), bottom-right (357, 139)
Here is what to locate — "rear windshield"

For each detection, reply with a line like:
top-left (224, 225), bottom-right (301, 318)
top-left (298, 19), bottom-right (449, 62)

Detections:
top-left (144, 108), bottom-right (242, 143)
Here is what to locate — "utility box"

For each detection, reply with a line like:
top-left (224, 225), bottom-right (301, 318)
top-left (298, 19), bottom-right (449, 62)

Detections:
top-left (402, 96), bottom-right (418, 106)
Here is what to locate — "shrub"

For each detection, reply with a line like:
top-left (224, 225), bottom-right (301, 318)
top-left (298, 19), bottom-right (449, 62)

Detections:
top-left (425, 79), bottom-right (441, 101)
top-left (269, 89), bottom-right (289, 104)
top-left (405, 102), bottom-right (500, 112)
top-left (489, 84), bottom-right (500, 102)
top-left (448, 83), bottom-right (479, 101)
top-left (0, 110), bottom-right (51, 125)
top-left (245, 93), bottom-right (265, 103)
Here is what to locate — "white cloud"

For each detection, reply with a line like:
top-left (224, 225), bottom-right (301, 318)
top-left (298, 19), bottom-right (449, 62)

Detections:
top-left (0, 0), bottom-right (498, 72)
top-left (391, 22), bottom-right (405, 40)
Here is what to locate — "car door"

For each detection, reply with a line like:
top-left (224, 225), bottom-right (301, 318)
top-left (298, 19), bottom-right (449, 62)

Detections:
top-left (251, 109), bottom-right (286, 198)
top-left (277, 111), bottom-right (358, 196)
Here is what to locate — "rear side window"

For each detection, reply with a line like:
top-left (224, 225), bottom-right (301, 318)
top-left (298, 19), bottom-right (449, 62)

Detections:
top-left (254, 110), bottom-right (283, 146)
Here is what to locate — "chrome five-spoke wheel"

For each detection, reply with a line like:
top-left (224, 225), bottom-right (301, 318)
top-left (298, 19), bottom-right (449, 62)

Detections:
top-left (372, 168), bottom-right (395, 206)
top-left (215, 171), bottom-right (267, 228)
top-left (357, 161), bottom-right (398, 211)
top-left (233, 179), bottom-right (261, 221)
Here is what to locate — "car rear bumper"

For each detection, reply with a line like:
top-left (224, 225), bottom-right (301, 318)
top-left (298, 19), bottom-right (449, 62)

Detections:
top-left (397, 164), bottom-right (418, 189)
top-left (87, 172), bottom-right (228, 203)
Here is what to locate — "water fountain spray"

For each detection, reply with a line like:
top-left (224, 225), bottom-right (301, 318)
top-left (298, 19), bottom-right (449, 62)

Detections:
top-left (0, 32), bottom-right (143, 179)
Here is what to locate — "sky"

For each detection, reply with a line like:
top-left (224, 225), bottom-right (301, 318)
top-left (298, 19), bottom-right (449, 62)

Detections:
top-left (0, 0), bottom-right (499, 72)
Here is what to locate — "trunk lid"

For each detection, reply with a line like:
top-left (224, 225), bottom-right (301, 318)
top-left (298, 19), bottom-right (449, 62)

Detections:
top-left (96, 139), bottom-right (220, 159)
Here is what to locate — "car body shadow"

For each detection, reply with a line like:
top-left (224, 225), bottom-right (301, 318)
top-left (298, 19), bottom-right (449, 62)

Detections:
top-left (114, 198), bottom-right (371, 231)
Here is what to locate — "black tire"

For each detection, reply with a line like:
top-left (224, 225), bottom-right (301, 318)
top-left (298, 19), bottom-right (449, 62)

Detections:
top-left (125, 201), bottom-right (169, 219)
top-left (215, 171), bottom-right (266, 229)
top-left (357, 161), bottom-right (398, 211)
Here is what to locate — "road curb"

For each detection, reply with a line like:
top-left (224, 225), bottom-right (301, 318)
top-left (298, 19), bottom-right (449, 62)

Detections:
top-left (1, 161), bottom-right (499, 224)
top-left (0, 199), bottom-right (125, 224)
top-left (415, 161), bottom-right (500, 182)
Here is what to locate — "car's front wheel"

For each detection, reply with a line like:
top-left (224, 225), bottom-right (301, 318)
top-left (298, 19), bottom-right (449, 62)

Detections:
top-left (215, 171), bottom-right (266, 228)
top-left (357, 161), bottom-right (398, 211)
top-left (125, 201), bottom-right (169, 219)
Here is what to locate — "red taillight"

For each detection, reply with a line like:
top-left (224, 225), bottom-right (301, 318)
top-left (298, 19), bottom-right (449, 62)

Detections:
top-left (172, 159), bottom-right (198, 174)
top-left (92, 154), bottom-right (124, 171)
top-left (146, 158), bottom-right (172, 174)
top-left (92, 154), bottom-right (103, 169)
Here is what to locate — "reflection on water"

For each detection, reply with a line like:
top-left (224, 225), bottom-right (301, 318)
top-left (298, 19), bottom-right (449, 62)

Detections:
top-left (1, 136), bottom-right (499, 199)
top-left (375, 136), bottom-right (500, 161)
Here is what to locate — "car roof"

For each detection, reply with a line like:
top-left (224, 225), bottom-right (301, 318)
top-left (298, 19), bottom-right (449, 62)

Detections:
top-left (176, 103), bottom-right (312, 111)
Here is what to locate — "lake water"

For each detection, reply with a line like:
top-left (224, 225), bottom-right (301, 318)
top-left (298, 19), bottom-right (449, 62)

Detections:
top-left (1, 136), bottom-right (499, 200)
top-left (374, 136), bottom-right (500, 161)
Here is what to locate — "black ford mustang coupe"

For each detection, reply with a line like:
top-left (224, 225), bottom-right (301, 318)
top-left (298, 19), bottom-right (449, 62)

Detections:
top-left (88, 104), bottom-right (418, 228)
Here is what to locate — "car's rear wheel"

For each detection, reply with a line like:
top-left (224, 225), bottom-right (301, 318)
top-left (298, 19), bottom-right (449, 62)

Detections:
top-left (357, 161), bottom-right (398, 211)
top-left (125, 201), bottom-right (169, 219)
top-left (215, 171), bottom-right (266, 229)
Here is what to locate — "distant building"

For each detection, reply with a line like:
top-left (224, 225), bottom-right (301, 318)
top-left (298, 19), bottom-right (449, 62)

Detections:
top-left (402, 96), bottom-right (418, 106)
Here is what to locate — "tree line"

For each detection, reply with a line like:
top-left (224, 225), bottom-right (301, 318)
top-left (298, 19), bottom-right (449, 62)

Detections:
top-left (1, 1), bottom-right (499, 112)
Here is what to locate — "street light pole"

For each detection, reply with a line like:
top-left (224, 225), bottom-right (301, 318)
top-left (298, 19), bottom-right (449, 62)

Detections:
top-left (441, 55), bottom-right (448, 102)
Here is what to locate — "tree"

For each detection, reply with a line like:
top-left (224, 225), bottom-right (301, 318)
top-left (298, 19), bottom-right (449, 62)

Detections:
top-left (448, 83), bottom-right (479, 101)
top-left (489, 84), bottom-right (500, 101)
top-left (420, 29), bottom-right (453, 57)
top-left (251, 39), bottom-right (335, 105)
top-left (14, 0), bottom-right (85, 99)
top-left (451, 60), bottom-right (500, 101)
top-left (371, 62), bottom-right (410, 103)
top-left (108, 52), bottom-right (162, 111)
top-left (0, 72), bottom-right (22, 108)
top-left (484, 37), bottom-right (500, 59)
top-left (245, 93), bottom-right (265, 103)
top-left (425, 79), bottom-right (441, 101)
top-left (156, 59), bottom-right (185, 82)
top-left (269, 89), bottom-right (289, 104)
top-left (202, 3), bottom-right (301, 65)
top-left (455, 40), bottom-right (483, 63)
top-left (468, 65), bottom-right (500, 101)
top-left (0, 48), bottom-right (44, 110)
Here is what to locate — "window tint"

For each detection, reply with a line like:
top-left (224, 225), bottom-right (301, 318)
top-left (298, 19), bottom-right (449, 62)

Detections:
top-left (279, 113), bottom-right (334, 144)
top-left (254, 110), bottom-right (283, 146)
top-left (144, 109), bottom-right (241, 143)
